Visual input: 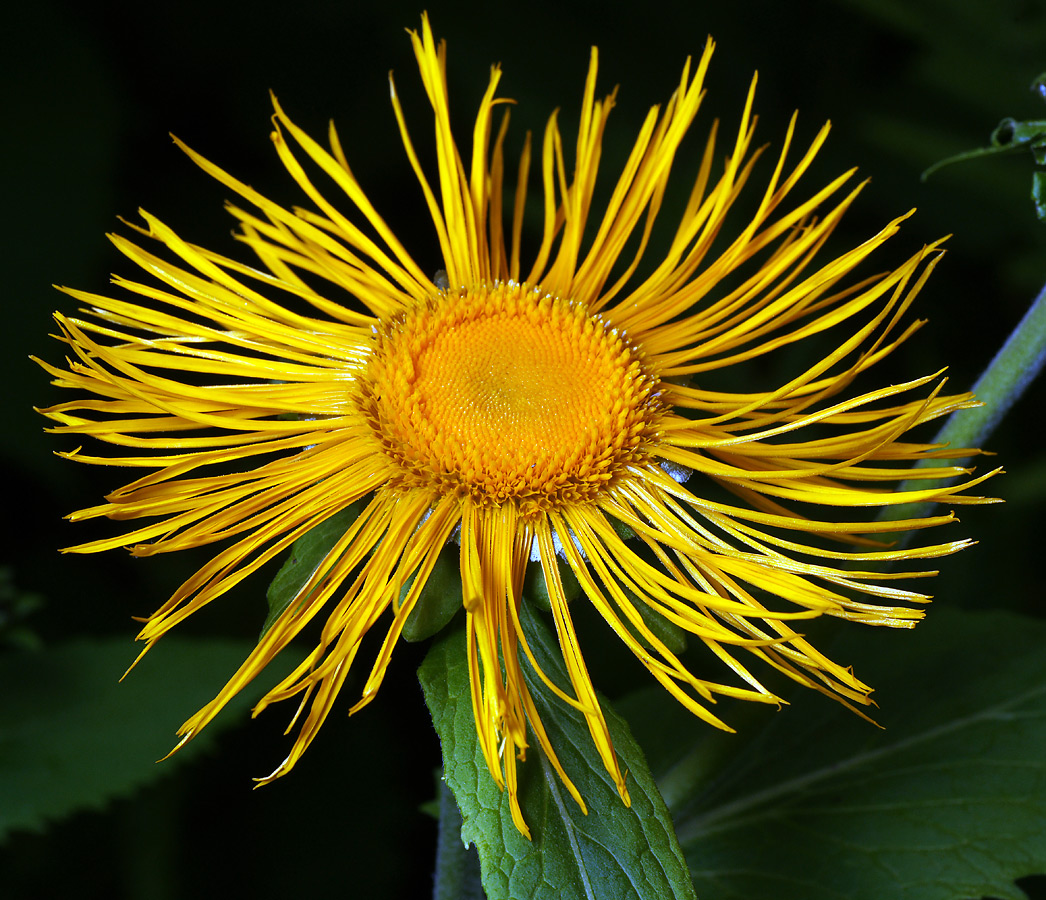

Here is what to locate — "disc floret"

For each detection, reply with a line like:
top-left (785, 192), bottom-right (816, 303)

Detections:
top-left (358, 281), bottom-right (664, 515)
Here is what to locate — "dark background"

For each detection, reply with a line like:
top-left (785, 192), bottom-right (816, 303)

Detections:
top-left (4, 0), bottom-right (1045, 897)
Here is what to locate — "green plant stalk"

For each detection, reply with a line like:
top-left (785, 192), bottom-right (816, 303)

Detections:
top-left (939, 278), bottom-right (1046, 457)
top-left (433, 778), bottom-right (484, 900)
top-left (884, 277), bottom-right (1046, 524)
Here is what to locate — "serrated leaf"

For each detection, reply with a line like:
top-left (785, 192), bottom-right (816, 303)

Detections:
top-left (419, 603), bottom-right (697, 900)
top-left (0, 636), bottom-right (263, 841)
top-left (640, 608), bottom-right (1046, 900)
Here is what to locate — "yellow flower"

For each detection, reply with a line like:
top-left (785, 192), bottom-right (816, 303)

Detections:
top-left (38, 15), bottom-right (997, 837)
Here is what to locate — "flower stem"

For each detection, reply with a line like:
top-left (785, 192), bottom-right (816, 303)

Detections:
top-left (884, 277), bottom-right (1046, 524)
top-left (433, 778), bottom-right (484, 900)
top-left (937, 277), bottom-right (1046, 457)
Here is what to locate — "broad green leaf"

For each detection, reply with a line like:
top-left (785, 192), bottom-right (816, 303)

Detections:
top-left (521, 553), bottom-right (687, 654)
top-left (523, 553), bottom-right (580, 611)
top-left (628, 608), bottom-right (1046, 900)
top-left (401, 543), bottom-right (463, 643)
top-left (419, 603), bottom-right (697, 900)
top-left (0, 567), bottom-right (44, 651)
top-left (262, 501), bottom-right (365, 636)
top-left (617, 586), bottom-right (688, 657)
top-left (0, 637), bottom-right (263, 841)
top-left (265, 500), bottom-right (464, 643)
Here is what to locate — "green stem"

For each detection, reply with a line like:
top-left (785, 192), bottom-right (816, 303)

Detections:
top-left (937, 277), bottom-right (1046, 457)
top-left (433, 778), bottom-right (484, 900)
top-left (883, 277), bottom-right (1046, 524)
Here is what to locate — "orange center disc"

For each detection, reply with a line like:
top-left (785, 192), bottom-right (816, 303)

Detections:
top-left (358, 282), bottom-right (663, 513)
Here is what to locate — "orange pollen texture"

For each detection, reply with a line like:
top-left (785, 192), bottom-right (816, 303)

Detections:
top-left (358, 282), bottom-right (663, 514)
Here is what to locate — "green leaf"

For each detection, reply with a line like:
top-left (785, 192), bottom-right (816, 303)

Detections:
top-left (265, 499), bottom-right (464, 643)
top-left (262, 500), bottom-right (366, 636)
top-left (523, 553), bottom-right (581, 611)
top-left (0, 567), bottom-right (45, 651)
top-left (0, 636), bottom-right (262, 841)
top-left (641, 608), bottom-right (1046, 900)
top-left (419, 603), bottom-right (697, 900)
top-left (616, 586), bottom-right (688, 657)
top-left (401, 542), bottom-right (463, 643)
top-left (519, 543), bottom-right (686, 656)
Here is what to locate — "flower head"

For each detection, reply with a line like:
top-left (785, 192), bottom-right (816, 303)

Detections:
top-left (39, 15), bottom-right (998, 836)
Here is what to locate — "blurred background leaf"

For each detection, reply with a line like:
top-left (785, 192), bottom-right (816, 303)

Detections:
top-left (0, 637), bottom-right (268, 840)
top-left (623, 608), bottom-right (1046, 900)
